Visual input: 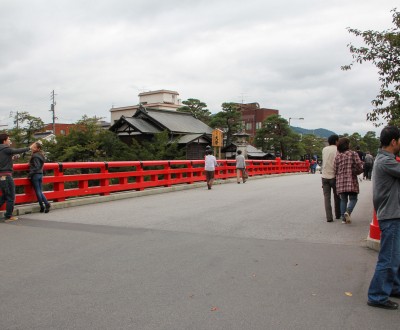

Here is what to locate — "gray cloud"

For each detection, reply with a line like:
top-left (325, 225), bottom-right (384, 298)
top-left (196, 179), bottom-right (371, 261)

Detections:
top-left (0, 0), bottom-right (397, 135)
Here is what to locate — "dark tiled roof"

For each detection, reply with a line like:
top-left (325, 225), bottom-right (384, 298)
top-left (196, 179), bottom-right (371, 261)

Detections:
top-left (136, 108), bottom-right (212, 134)
top-left (175, 134), bottom-right (211, 144)
top-left (123, 117), bottom-right (161, 134)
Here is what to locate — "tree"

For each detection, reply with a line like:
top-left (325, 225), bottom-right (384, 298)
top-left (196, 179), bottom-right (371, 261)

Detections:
top-left (300, 134), bottom-right (326, 160)
top-left (254, 115), bottom-right (303, 159)
top-left (45, 115), bottom-right (137, 162)
top-left (137, 130), bottom-right (185, 160)
top-left (342, 9), bottom-right (400, 126)
top-left (177, 98), bottom-right (211, 124)
top-left (347, 132), bottom-right (364, 151)
top-left (209, 102), bottom-right (242, 146)
top-left (362, 131), bottom-right (380, 156)
top-left (9, 111), bottom-right (44, 146)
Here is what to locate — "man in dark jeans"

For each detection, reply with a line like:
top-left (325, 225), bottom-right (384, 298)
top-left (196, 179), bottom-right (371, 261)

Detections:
top-left (367, 126), bottom-right (400, 310)
top-left (0, 133), bottom-right (33, 222)
top-left (321, 134), bottom-right (340, 222)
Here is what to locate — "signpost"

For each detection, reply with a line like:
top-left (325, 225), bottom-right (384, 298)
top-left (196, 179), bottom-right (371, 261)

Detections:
top-left (212, 129), bottom-right (223, 159)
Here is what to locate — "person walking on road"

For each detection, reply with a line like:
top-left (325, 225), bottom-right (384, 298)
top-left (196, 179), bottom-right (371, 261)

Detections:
top-left (235, 150), bottom-right (246, 184)
top-left (334, 137), bottom-right (364, 224)
top-left (204, 149), bottom-right (218, 190)
top-left (367, 126), bottom-right (400, 310)
top-left (28, 142), bottom-right (51, 213)
top-left (363, 151), bottom-right (374, 180)
top-left (0, 133), bottom-right (33, 222)
top-left (321, 134), bottom-right (340, 222)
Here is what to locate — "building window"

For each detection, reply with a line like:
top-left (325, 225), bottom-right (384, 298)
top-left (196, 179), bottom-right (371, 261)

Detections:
top-left (246, 122), bottom-right (252, 130)
top-left (60, 129), bottom-right (66, 135)
top-left (256, 122), bottom-right (262, 129)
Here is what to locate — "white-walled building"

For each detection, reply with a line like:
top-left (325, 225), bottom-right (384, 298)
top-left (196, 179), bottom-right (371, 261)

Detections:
top-left (110, 89), bottom-right (181, 123)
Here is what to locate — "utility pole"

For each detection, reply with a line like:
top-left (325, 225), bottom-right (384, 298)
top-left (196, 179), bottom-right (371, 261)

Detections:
top-left (50, 90), bottom-right (56, 134)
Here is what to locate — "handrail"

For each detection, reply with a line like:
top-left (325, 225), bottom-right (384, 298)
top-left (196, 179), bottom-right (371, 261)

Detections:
top-left (1, 158), bottom-right (309, 207)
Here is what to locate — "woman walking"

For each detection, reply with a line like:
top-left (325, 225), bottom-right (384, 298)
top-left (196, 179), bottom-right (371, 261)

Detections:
top-left (334, 137), bottom-right (363, 224)
top-left (29, 142), bottom-right (51, 213)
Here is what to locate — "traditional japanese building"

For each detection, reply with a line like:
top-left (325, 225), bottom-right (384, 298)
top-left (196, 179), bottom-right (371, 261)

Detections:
top-left (110, 104), bottom-right (212, 160)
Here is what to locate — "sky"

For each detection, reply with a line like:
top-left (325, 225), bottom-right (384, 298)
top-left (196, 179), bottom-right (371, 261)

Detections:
top-left (0, 0), bottom-right (398, 136)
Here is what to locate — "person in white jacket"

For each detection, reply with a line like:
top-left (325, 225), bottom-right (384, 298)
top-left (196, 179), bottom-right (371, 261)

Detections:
top-left (204, 149), bottom-right (217, 190)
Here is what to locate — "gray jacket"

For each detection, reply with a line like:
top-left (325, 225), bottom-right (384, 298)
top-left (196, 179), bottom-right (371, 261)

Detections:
top-left (373, 149), bottom-right (400, 221)
top-left (236, 154), bottom-right (246, 169)
top-left (0, 144), bottom-right (30, 173)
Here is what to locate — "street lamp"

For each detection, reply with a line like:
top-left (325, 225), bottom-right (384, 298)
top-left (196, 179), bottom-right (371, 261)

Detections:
top-left (288, 117), bottom-right (304, 127)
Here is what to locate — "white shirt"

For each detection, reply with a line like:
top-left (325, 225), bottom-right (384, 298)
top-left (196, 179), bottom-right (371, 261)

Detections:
top-left (322, 145), bottom-right (337, 179)
top-left (205, 155), bottom-right (217, 171)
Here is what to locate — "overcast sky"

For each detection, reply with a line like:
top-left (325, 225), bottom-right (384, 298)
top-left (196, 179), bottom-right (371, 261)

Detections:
top-left (0, 0), bottom-right (397, 135)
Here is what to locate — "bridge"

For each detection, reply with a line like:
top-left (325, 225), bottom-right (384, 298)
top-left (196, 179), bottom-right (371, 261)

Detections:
top-left (1, 168), bottom-right (396, 329)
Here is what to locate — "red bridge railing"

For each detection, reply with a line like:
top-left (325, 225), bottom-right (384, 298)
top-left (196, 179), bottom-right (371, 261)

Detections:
top-left (1, 158), bottom-right (309, 207)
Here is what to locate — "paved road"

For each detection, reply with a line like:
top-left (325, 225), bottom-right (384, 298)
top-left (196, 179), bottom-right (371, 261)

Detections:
top-left (0, 174), bottom-right (396, 330)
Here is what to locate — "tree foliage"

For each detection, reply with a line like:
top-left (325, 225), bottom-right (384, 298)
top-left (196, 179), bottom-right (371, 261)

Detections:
top-left (177, 98), bottom-right (211, 124)
top-left (9, 111), bottom-right (44, 146)
top-left (44, 115), bottom-right (133, 162)
top-left (255, 115), bottom-right (305, 159)
top-left (209, 102), bottom-right (242, 146)
top-left (135, 130), bottom-right (185, 160)
top-left (342, 9), bottom-right (400, 126)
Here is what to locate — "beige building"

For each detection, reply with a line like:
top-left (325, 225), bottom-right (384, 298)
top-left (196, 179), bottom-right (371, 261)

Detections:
top-left (110, 89), bottom-right (181, 123)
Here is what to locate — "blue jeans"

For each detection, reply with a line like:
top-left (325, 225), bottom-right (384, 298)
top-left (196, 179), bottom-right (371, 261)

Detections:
top-left (0, 175), bottom-right (15, 218)
top-left (30, 174), bottom-right (49, 208)
top-left (339, 192), bottom-right (357, 217)
top-left (368, 219), bottom-right (400, 303)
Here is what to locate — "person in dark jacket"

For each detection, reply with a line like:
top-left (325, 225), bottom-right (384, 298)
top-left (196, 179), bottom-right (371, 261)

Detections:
top-left (0, 133), bottom-right (33, 221)
top-left (29, 142), bottom-right (50, 213)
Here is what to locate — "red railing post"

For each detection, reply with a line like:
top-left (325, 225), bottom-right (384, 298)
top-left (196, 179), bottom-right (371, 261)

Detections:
top-left (53, 163), bottom-right (66, 202)
top-left (136, 162), bottom-right (145, 191)
top-left (100, 162), bottom-right (110, 196)
top-left (276, 157), bottom-right (282, 173)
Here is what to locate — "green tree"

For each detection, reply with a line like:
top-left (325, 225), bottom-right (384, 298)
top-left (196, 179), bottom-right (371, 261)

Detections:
top-left (9, 111), bottom-right (44, 146)
top-left (138, 130), bottom-right (185, 160)
top-left (300, 134), bottom-right (326, 160)
top-left (362, 131), bottom-right (380, 156)
top-left (177, 98), bottom-right (211, 124)
top-left (347, 132), bottom-right (364, 151)
top-left (209, 102), bottom-right (242, 146)
top-left (255, 115), bottom-right (302, 159)
top-left (45, 115), bottom-right (137, 162)
top-left (342, 9), bottom-right (400, 126)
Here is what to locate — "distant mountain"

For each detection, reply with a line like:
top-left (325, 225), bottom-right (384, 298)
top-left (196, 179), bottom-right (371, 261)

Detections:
top-left (291, 126), bottom-right (336, 139)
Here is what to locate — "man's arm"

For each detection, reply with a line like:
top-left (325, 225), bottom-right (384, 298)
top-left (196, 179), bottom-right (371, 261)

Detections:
top-left (5, 147), bottom-right (30, 155)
